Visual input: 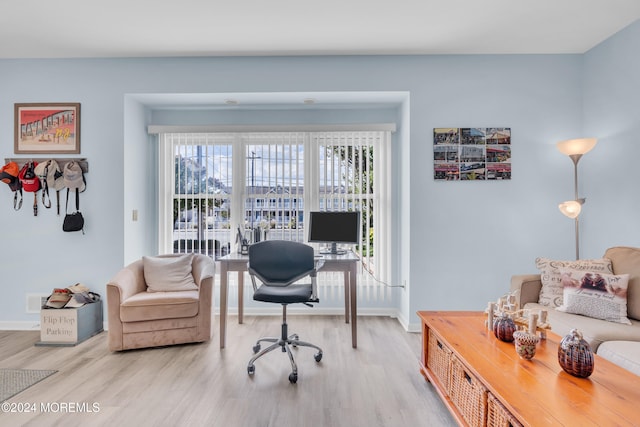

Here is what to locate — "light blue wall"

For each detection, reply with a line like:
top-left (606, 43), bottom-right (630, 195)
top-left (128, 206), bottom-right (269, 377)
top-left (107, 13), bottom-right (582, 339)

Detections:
top-left (404, 54), bottom-right (586, 325)
top-left (123, 96), bottom-right (156, 263)
top-left (1, 20), bottom-right (637, 328)
top-left (582, 21), bottom-right (640, 252)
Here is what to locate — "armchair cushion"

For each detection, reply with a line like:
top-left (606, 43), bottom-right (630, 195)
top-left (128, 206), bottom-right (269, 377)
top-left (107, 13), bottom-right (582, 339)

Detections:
top-left (120, 290), bottom-right (200, 322)
top-left (143, 253), bottom-right (198, 292)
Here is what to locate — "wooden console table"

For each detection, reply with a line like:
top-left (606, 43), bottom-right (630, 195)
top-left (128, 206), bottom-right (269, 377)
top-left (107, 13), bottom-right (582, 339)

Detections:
top-left (418, 311), bottom-right (640, 427)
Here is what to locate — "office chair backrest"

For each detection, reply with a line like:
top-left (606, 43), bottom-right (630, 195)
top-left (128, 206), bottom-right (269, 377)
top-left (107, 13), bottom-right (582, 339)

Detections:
top-left (248, 240), bottom-right (315, 284)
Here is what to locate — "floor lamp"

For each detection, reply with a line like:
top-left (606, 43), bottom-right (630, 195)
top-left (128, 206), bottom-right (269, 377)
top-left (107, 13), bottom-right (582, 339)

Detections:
top-left (556, 138), bottom-right (597, 260)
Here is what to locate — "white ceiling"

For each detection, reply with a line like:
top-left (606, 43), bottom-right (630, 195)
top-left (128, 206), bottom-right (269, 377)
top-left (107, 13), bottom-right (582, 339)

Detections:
top-left (1, 0), bottom-right (639, 59)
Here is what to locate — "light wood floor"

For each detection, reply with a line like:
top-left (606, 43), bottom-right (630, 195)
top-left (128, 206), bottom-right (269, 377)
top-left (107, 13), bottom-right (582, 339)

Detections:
top-left (1, 316), bottom-right (455, 427)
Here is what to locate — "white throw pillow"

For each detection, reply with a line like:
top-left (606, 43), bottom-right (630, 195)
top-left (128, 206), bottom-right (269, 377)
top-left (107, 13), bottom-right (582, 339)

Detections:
top-left (143, 254), bottom-right (198, 292)
top-left (535, 257), bottom-right (613, 307)
top-left (556, 268), bottom-right (631, 325)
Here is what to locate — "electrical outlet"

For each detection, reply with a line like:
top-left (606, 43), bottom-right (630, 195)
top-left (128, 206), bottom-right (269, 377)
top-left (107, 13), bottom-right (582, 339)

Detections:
top-left (132, 209), bottom-right (138, 221)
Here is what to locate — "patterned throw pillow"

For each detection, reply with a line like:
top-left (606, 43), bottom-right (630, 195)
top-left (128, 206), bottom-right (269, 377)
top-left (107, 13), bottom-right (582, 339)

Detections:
top-left (556, 268), bottom-right (631, 325)
top-left (535, 257), bottom-right (613, 307)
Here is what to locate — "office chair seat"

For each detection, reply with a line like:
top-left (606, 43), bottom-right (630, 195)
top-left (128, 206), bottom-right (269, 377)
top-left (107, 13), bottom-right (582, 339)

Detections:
top-left (253, 283), bottom-right (313, 304)
top-left (246, 240), bottom-right (323, 384)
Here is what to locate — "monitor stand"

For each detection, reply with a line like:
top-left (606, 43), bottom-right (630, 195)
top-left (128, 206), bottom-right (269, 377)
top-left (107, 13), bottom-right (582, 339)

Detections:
top-left (319, 242), bottom-right (346, 255)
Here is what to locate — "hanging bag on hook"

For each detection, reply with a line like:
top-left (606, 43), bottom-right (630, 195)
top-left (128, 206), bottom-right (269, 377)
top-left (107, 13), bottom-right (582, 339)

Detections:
top-left (62, 161), bottom-right (85, 233)
top-left (62, 189), bottom-right (84, 233)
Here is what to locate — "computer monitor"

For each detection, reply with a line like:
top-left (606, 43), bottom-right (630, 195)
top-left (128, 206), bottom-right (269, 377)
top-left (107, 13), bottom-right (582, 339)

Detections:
top-left (308, 211), bottom-right (360, 255)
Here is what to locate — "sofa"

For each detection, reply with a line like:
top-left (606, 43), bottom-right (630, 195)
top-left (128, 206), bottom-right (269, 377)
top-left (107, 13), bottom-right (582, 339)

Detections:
top-left (106, 253), bottom-right (215, 351)
top-left (510, 246), bottom-right (640, 376)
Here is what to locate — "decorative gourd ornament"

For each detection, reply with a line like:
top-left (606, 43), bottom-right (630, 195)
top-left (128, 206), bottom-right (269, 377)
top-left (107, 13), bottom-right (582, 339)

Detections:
top-left (558, 329), bottom-right (594, 378)
top-left (493, 313), bottom-right (516, 342)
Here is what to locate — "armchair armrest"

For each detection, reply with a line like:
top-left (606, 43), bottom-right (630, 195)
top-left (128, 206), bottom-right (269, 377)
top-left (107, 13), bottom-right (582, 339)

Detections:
top-left (510, 274), bottom-right (542, 307)
top-left (106, 259), bottom-right (147, 302)
top-left (106, 259), bottom-right (146, 351)
top-left (191, 254), bottom-right (215, 340)
top-left (191, 253), bottom-right (215, 286)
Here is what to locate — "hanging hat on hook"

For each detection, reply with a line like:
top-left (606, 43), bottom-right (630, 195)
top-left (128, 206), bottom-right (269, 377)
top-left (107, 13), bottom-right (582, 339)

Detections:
top-left (18, 161), bottom-right (39, 216)
top-left (35, 159), bottom-right (64, 191)
top-left (35, 159), bottom-right (64, 212)
top-left (0, 161), bottom-right (22, 210)
top-left (19, 161), bottom-right (40, 193)
top-left (63, 161), bottom-right (86, 192)
top-left (1, 161), bottom-right (20, 188)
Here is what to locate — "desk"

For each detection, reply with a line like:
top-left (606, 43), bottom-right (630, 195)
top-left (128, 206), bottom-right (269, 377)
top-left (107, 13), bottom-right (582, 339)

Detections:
top-left (218, 251), bottom-right (359, 349)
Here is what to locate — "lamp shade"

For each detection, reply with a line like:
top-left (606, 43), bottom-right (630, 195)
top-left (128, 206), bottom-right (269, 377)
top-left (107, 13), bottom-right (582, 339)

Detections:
top-left (556, 138), bottom-right (597, 156)
top-left (559, 200), bottom-right (582, 219)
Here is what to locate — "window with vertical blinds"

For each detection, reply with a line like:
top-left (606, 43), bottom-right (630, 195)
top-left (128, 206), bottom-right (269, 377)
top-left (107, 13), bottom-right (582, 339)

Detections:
top-left (158, 133), bottom-right (235, 259)
top-left (158, 130), bottom-right (392, 304)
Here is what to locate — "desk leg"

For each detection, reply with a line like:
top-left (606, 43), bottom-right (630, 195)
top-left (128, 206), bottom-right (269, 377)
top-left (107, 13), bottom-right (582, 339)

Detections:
top-left (343, 271), bottom-right (350, 323)
top-left (220, 265), bottom-right (228, 349)
top-left (350, 264), bottom-right (357, 348)
top-left (238, 271), bottom-right (244, 324)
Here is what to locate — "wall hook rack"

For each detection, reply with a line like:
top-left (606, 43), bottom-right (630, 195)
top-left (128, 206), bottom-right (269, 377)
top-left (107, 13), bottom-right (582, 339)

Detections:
top-left (4, 157), bottom-right (88, 174)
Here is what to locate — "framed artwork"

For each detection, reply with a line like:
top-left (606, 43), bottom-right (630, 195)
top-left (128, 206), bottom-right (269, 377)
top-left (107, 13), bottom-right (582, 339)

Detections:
top-left (14, 103), bottom-right (81, 154)
top-left (434, 127), bottom-right (511, 181)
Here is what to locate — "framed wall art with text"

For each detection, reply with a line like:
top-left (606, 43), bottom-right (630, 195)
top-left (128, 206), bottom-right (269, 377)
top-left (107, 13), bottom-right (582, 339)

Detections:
top-left (15, 103), bottom-right (81, 154)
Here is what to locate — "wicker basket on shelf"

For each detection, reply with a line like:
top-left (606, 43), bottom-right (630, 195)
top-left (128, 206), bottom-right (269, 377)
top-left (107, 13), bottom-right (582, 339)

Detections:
top-left (427, 330), bottom-right (452, 392)
top-left (487, 393), bottom-right (523, 427)
top-left (449, 357), bottom-right (488, 427)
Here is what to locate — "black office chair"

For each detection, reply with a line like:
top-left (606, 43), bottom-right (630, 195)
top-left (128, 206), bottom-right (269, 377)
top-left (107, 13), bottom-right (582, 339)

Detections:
top-left (247, 240), bottom-right (323, 383)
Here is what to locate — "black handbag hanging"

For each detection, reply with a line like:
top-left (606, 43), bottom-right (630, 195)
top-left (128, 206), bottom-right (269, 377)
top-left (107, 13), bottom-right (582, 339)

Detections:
top-left (63, 188), bottom-right (84, 233)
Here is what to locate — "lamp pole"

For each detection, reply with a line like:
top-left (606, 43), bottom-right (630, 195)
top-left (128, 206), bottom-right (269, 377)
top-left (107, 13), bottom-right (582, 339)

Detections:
top-left (570, 154), bottom-right (582, 260)
top-left (557, 138), bottom-right (596, 261)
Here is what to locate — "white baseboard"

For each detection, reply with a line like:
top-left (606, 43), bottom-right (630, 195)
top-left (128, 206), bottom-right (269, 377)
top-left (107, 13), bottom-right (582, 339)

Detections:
top-left (0, 321), bottom-right (41, 331)
top-left (217, 306), bottom-right (399, 318)
top-left (1, 310), bottom-right (407, 334)
top-left (406, 322), bottom-right (421, 333)
top-left (0, 321), bottom-right (111, 332)
top-left (393, 311), bottom-right (421, 333)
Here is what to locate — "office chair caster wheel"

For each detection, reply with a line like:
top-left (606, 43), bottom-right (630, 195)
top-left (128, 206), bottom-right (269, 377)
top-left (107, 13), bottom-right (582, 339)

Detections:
top-left (289, 372), bottom-right (298, 384)
top-left (314, 352), bottom-right (323, 362)
top-left (252, 344), bottom-right (260, 354)
top-left (247, 364), bottom-right (255, 375)
top-left (290, 335), bottom-right (299, 348)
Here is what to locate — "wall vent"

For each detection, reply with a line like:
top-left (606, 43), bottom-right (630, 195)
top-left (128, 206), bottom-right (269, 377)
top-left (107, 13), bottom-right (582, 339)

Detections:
top-left (26, 293), bottom-right (49, 314)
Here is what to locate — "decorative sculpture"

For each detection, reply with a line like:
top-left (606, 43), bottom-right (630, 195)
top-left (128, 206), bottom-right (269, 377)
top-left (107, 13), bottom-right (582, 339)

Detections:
top-left (486, 291), bottom-right (550, 339)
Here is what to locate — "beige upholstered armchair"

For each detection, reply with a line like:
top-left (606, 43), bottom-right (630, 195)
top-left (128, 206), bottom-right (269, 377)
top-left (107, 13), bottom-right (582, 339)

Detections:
top-left (106, 253), bottom-right (215, 351)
